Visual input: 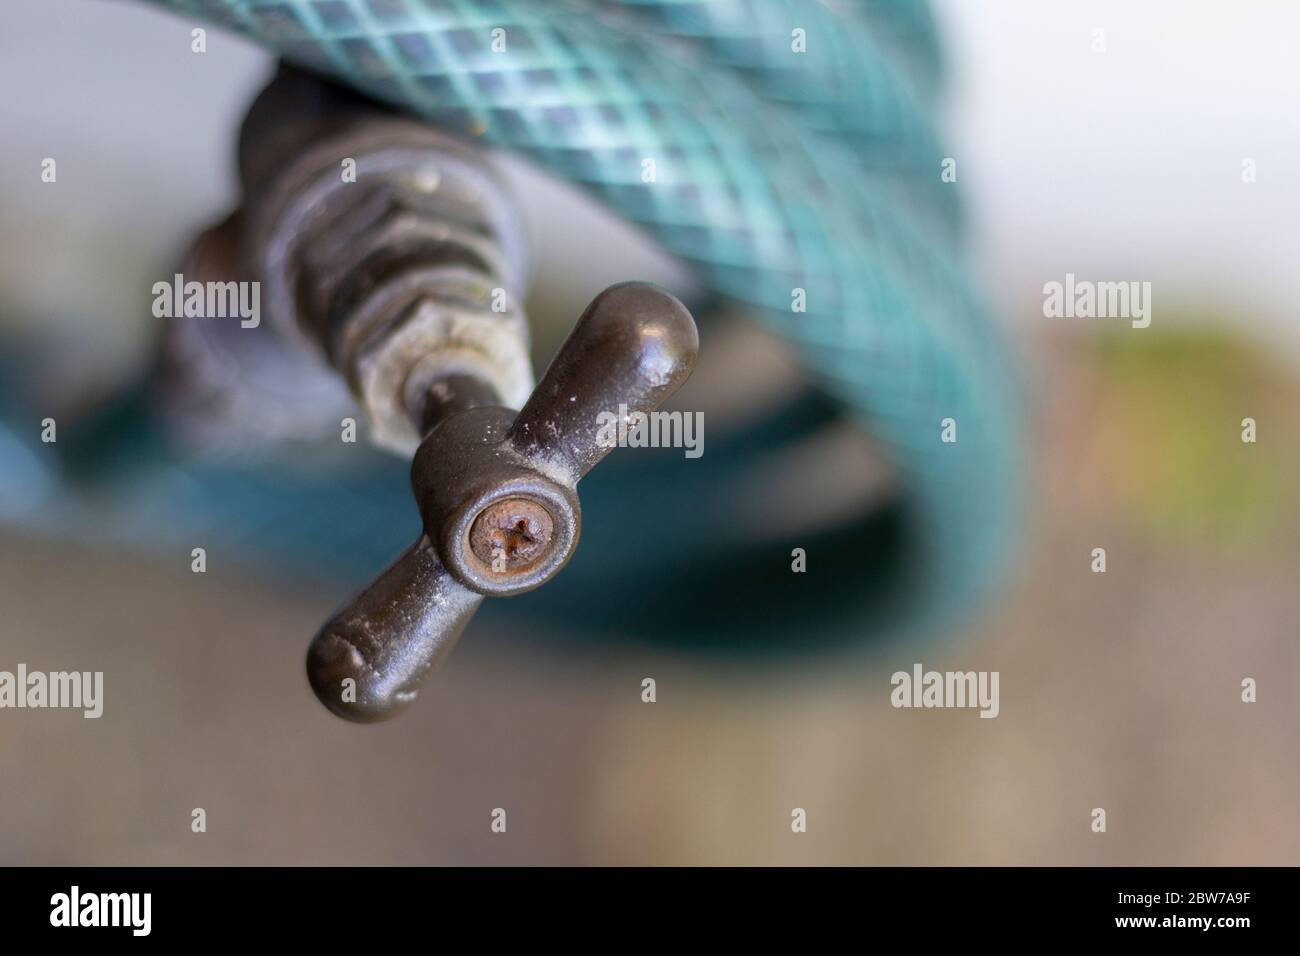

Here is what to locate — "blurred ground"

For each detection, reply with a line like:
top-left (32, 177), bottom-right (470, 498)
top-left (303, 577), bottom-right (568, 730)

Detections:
top-left (1, 329), bottom-right (1295, 866)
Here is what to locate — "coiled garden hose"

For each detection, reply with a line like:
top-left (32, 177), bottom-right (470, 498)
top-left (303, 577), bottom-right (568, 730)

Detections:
top-left (134, 0), bottom-right (1022, 650)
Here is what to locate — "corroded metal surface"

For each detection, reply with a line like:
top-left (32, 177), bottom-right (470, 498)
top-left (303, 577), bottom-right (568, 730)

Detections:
top-left (307, 282), bottom-right (698, 721)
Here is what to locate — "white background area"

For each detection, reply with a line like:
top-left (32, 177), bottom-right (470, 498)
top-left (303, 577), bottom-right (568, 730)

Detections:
top-left (935, 0), bottom-right (1299, 359)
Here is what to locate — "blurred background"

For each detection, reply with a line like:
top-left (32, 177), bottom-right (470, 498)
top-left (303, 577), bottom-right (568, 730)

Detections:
top-left (0, 0), bottom-right (1296, 864)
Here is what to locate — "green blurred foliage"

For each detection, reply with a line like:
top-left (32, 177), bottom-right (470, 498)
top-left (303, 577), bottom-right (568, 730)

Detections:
top-left (1087, 327), bottom-right (1297, 550)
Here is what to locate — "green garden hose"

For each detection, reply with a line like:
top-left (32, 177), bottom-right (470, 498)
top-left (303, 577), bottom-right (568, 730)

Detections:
top-left (141, 0), bottom-right (1023, 648)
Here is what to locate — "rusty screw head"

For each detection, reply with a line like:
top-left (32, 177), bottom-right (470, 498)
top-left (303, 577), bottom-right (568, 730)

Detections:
top-left (468, 497), bottom-right (555, 573)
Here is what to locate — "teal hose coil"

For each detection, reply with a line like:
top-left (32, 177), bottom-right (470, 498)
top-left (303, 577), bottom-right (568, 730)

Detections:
top-left (142, 0), bottom-right (1023, 649)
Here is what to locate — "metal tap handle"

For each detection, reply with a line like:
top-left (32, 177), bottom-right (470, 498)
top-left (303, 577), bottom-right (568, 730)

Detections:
top-left (306, 282), bottom-right (697, 722)
top-left (508, 282), bottom-right (698, 483)
top-left (307, 538), bottom-right (482, 722)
